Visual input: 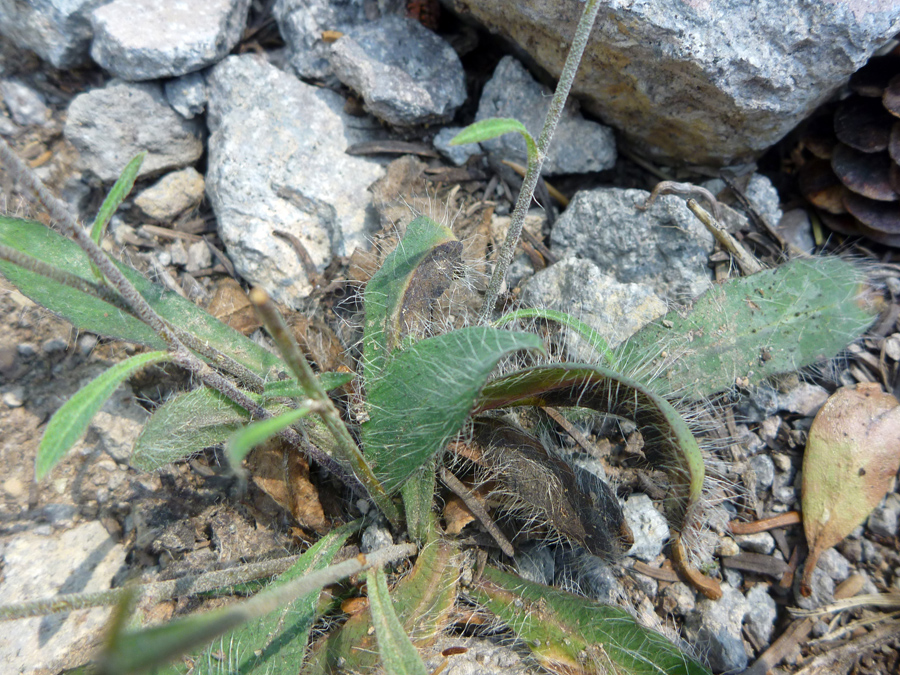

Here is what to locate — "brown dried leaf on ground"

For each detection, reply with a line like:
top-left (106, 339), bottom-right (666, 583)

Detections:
top-left (801, 382), bottom-right (900, 594)
top-left (206, 276), bottom-right (260, 335)
top-left (442, 493), bottom-right (477, 535)
top-left (247, 438), bottom-right (330, 534)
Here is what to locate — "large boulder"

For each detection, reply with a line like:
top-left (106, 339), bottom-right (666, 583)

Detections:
top-left (446, 0), bottom-right (900, 166)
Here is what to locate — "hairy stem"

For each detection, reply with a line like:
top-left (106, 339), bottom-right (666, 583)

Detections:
top-left (477, 0), bottom-right (601, 323)
top-left (0, 555), bottom-right (303, 621)
top-left (249, 287), bottom-right (400, 525)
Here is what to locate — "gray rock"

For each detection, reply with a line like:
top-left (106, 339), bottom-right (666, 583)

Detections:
top-left (476, 56), bottom-right (616, 175)
top-left (748, 453), bottom-right (775, 492)
top-left (164, 70), bottom-right (208, 118)
top-left (17, 342), bottom-right (37, 358)
top-left (549, 188), bottom-right (715, 300)
top-left (0, 110), bottom-right (18, 136)
top-left (42, 337), bottom-right (67, 354)
top-left (778, 208), bottom-right (816, 255)
top-left (330, 15), bottom-right (466, 126)
top-left (0, 78), bottom-right (51, 126)
top-left (868, 492), bottom-right (900, 537)
top-left (64, 80), bottom-right (203, 182)
top-left (685, 584), bottom-right (749, 673)
top-left (90, 0), bottom-right (251, 80)
top-left (778, 382), bottom-right (830, 416)
top-left (704, 174), bottom-right (783, 232)
top-left (817, 547), bottom-right (851, 582)
top-left (515, 543), bottom-right (555, 585)
top-left (40, 503), bottom-right (78, 527)
top-left (206, 55), bottom-right (384, 306)
top-left (2, 385), bottom-right (24, 407)
top-left (661, 581), bottom-right (695, 615)
top-left (360, 523), bottom-right (392, 553)
top-left (0, 521), bottom-right (127, 673)
top-left (622, 493), bottom-right (669, 562)
top-left (795, 565), bottom-right (835, 610)
top-left (521, 257), bottom-right (666, 358)
top-left (744, 584), bottom-right (777, 646)
top-left (77, 333), bottom-right (98, 355)
top-left (134, 167), bottom-right (205, 221)
top-left (448, 0), bottom-right (900, 165)
top-left (275, 0), bottom-right (399, 80)
top-left (556, 550), bottom-right (625, 605)
top-left (186, 240), bottom-right (212, 272)
top-left (421, 636), bottom-right (532, 675)
top-left (0, 0), bottom-right (105, 68)
top-left (76, 383), bottom-right (149, 462)
top-left (734, 531), bottom-right (775, 555)
top-left (434, 126), bottom-right (481, 166)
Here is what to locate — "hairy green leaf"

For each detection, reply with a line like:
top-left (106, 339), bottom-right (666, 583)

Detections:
top-left (367, 567), bottom-right (429, 675)
top-left (37, 350), bottom-right (170, 479)
top-left (362, 327), bottom-right (543, 493)
top-left (363, 215), bottom-right (460, 382)
top-left (98, 526), bottom-right (371, 675)
top-left (401, 461), bottom-right (437, 543)
top-left (226, 403), bottom-right (315, 468)
top-left (190, 522), bottom-right (360, 675)
top-left (263, 371), bottom-right (354, 399)
top-left (470, 565), bottom-right (711, 675)
top-left (131, 387), bottom-right (251, 470)
top-left (450, 118), bottom-right (537, 163)
top-left (494, 306), bottom-right (616, 366)
top-left (89, 152), bottom-right (145, 282)
top-left (474, 364), bottom-right (704, 536)
top-left (0, 216), bottom-right (282, 377)
top-left (304, 528), bottom-right (456, 674)
top-left (617, 257), bottom-right (877, 399)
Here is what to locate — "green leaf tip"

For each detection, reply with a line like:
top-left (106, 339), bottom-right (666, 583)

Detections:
top-left (449, 118), bottom-right (537, 163)
top-left (368, 567), bottom-right (429, 675)
top-left (471, 565), bottom-right (711, 675)
top-left (225, 402), bottom-right (315, 469)
top-left (36, 350), bottom-right (170, 480)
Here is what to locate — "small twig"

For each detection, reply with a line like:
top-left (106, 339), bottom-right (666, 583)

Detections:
top-left (728, 510), bottom-right (801, 535)
top-left (543, 406), bottom-right (596, 456)
top-left (671, 534), bottom-right (722, 600)
top-left (789, 592), bottom-right (900, 618)
top-left (618, 146), bottom-right (675, 182)
top-left (719, 173), bottom-right (791, 252)
top-left (742, 574), bottom-right (866, 675)
top-left (440, 467), bottom-right (514, 558)
top-left (631, 560), bottom-right (679, 583)
top-left (500, 160), bottom-right (569, 206)
top-left (0, 555), bottom-right (303, 621)
top-left (637, 180), bottom-right (723, 224)
top-left (686, 199), bottom-right (764, 275)
top-left (273, 229), bottom-right (323, 288)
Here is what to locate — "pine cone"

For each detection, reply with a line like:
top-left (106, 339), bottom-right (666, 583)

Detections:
top-left (799, 53), bottom-right (900, 247)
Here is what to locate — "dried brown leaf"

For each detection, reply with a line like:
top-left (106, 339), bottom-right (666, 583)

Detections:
top-left (206, 277), bottom-right (260, 335)
top-left (247, 438), bottom-right (329, 534)
top-left (442, 494), bottom-right (477, 535)
top-left (801, 382), bottom-right (900, 594)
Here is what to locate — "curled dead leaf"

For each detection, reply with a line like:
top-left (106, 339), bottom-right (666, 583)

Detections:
top-left (801, 382), bottom-right (900, 595)
top-left (206, 277), bottom-right (261, 335)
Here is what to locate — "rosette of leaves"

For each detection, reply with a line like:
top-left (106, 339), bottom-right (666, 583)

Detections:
top-left (0, 137), bottom-right (878, 672)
